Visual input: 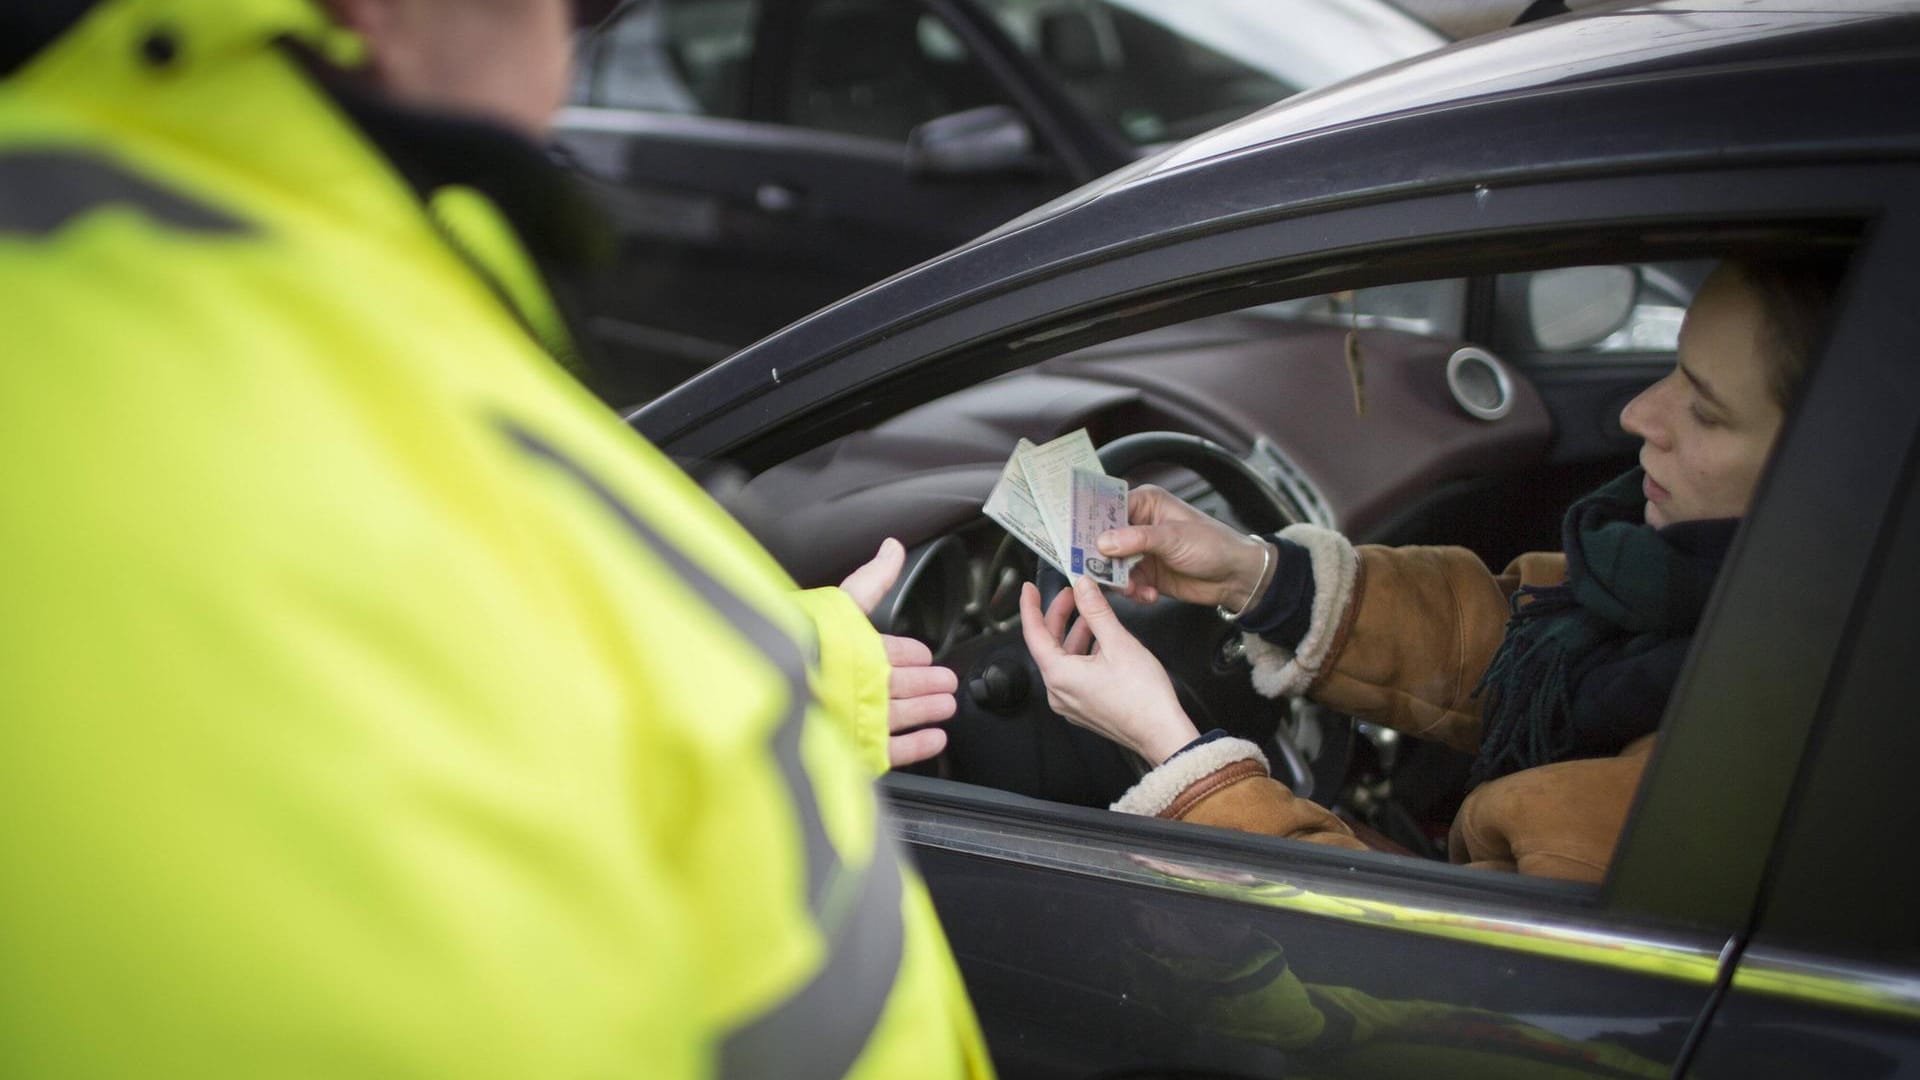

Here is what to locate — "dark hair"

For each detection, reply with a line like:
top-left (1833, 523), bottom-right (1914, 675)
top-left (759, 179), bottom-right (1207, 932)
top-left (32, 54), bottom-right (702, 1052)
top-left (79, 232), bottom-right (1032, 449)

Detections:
top-left (1728, 259), bottom-right (1845, 411)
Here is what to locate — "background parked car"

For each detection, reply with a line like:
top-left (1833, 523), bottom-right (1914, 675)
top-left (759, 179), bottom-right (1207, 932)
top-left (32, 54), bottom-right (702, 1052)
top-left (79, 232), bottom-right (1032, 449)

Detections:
top-left (631, 2), bottom-right (1920, 1075)
top-left (556, 0), bottom-right (1443, 403)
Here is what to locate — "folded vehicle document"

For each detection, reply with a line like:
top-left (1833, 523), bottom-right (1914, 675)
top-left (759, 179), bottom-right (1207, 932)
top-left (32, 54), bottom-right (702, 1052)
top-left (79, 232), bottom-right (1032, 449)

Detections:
top-left (984, 429), bottom-right (1135, 587)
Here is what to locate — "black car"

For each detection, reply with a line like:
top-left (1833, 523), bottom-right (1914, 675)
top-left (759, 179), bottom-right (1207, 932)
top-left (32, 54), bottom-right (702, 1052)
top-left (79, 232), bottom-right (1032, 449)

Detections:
top-left (556, 0), bottom-right (1442, 402)
top-left (637, 2), bottom-right (1920, 1075)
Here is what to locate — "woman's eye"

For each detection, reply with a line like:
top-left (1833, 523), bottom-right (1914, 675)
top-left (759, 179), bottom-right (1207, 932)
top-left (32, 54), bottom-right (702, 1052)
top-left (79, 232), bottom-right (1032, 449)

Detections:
top-left (1689, 402), bottom-right (1721, 427)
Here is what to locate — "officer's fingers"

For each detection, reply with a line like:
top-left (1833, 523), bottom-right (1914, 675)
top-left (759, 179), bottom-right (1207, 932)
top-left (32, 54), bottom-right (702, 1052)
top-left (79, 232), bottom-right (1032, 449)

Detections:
top-left (888, 726), bottom-right (949, 768)
top-left (838, 537), bottom-right (906, 614)
top-left (891, 663), bottom-right (958, 700)
top-left (889, 691), bottom-right (957, 731)
top-left (882, 633), bottom-right (934, 670)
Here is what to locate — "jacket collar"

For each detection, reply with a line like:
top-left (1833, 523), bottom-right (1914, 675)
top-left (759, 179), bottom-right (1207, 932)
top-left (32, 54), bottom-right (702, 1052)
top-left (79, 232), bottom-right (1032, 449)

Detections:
top-left (294, 50), bottom-right (611, 275)
top-left (14, 0), bottom-right (608, 373)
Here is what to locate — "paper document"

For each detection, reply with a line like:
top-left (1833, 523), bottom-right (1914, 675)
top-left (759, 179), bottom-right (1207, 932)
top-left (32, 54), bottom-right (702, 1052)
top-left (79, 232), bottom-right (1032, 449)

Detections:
top-left (1069, 468), bottom-right (1131, 588)
top-left (984, 429), bottom-right (1135, 586)
top-left (984, 439), bottom-right (1071, 576)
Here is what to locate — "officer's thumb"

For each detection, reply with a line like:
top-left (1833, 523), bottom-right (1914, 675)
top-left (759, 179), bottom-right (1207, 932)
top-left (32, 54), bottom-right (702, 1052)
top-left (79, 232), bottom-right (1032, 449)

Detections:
top-left (840, 537), bottom-right (906, 614)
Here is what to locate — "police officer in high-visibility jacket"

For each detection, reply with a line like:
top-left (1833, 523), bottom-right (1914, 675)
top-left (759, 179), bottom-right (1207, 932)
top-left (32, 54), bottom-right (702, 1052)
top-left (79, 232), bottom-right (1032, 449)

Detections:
top-left (0, 1), bottom-right (991, 1076)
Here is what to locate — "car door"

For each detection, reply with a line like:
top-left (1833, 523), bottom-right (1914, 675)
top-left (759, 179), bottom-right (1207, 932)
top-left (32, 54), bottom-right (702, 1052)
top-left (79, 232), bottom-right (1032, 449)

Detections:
top-left (557, 0), bottom-right (1078, 405)
top-left (623, 6), bottom-right (1920, 1070)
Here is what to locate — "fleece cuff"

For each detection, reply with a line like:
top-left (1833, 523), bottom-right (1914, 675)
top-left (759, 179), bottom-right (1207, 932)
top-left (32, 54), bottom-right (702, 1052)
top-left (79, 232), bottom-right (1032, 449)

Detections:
top-left (1244, 524), bottom-right (1357, 699)
top-left (1111, 737), bottom-right (1270, 818)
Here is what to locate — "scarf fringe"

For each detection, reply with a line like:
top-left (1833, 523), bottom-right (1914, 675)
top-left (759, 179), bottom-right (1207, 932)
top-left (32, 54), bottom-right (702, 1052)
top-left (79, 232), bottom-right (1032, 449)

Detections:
top-left (1468, 470), bottom-right (1734, 787)
top-left (1470, 586), bottom-right (1581, 786)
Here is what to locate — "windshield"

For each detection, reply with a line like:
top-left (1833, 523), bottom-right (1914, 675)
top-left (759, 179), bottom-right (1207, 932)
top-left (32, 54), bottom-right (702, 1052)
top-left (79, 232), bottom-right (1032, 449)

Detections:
top-left (974, 0), bottom-right (1444, 144)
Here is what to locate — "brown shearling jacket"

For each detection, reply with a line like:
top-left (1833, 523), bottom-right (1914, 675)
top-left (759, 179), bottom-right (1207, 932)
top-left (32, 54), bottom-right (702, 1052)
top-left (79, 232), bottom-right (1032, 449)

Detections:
top-left (1109, 526), bottom-right (1655, 884)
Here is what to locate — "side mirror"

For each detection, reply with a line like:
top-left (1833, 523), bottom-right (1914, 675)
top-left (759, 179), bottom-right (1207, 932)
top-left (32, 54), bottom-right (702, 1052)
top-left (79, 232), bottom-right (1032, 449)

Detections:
top-left (1526, 265), bottom-right (1639, 351)
top-left (906, 105), bottom-right (1046, 179)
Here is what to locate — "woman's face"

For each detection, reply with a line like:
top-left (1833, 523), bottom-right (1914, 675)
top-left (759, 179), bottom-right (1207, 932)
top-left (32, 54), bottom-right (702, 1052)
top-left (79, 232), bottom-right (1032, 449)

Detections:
top-left (1619, 267), bottom-right (1786, 528)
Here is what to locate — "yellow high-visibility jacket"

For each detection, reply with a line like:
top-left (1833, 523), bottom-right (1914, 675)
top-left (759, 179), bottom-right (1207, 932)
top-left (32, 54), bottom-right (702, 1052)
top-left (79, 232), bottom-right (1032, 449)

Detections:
top-left (0, 1), bottom-right (991, 1076)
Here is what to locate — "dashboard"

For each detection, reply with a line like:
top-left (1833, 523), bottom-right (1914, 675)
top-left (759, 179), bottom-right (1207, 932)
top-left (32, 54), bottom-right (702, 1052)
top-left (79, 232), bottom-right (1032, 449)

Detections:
top-left (716, 310), bottom-right (1560, 813)
top-left (738, 311), bottom-right (1552, 591)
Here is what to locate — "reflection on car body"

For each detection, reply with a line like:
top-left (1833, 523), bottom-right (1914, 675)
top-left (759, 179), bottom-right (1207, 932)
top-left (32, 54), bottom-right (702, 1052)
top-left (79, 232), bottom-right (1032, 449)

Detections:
top-left (634, 2), bottom-right (1920, 1075)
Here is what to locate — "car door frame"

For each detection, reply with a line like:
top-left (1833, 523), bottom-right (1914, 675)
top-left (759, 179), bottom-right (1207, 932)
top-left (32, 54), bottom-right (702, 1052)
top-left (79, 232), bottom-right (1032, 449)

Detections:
top-left (1667, 203), bottom-right (1920, 1074)
top-left (1684, 365), bottom-right (1920, 1073)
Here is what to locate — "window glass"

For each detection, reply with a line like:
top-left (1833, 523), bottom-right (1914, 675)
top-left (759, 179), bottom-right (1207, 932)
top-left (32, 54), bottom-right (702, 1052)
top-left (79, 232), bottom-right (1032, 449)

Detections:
top-left (1254, 279), bottom-right (1469, 339)
top-left (573, 0), bottom-right (758, 119)
top-left (973, 0), bottom-right (1441, 144)
top-left (787, 0), bottom-right (1011, 142)
top-left (1492, 260), bottom-right (1713, 360)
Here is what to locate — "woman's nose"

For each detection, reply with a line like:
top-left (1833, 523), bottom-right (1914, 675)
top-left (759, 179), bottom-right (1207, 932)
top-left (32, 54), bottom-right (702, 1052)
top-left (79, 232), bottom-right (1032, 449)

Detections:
top-left (1620, 378), bottom-right (1667, 447)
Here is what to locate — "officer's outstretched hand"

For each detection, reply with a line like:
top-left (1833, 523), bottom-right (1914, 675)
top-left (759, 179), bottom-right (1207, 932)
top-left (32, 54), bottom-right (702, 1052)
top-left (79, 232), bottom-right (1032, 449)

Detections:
top-left (1096, 484), bottom-right (1271, 611)
top-left (1019, 576), bottom-right (1201, 767)
top-left (841, 538), bottom-right (957, 767)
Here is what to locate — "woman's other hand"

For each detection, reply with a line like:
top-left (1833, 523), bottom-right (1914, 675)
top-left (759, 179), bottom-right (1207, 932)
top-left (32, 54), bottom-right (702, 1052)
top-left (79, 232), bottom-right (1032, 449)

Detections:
top-left (1019, 576), bottom-right (1201, 766)
top-left (1097, 485), bottom-right (1271, 610)
top-left (840, 538), bottom-right (957, 767)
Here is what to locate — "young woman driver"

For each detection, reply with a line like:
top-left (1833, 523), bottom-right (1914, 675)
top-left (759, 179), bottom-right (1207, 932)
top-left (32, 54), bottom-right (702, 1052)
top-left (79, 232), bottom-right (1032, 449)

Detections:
top-left (1018, 259), bottom-right (1841, 882)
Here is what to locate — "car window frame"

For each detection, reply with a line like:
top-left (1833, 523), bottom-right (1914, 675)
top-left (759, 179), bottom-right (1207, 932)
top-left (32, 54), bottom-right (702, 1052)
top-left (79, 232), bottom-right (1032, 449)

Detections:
top-left (1720, 429), bottom-right (1920, 1013)
top-left (652, 163), bottom-right (1916, 938)
top-left (1607, 202), bottom-right (1920, 928)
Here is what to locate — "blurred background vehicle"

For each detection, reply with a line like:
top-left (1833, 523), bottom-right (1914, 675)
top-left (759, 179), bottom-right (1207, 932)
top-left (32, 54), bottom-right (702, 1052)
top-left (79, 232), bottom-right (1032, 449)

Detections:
top-left (555, 0), bottom-right (1443, 404)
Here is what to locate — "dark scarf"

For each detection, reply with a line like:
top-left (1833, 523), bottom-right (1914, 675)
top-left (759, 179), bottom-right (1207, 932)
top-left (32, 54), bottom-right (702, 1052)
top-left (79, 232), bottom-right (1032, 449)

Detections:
top-left (1469, 469), bottom-right (1737, 785)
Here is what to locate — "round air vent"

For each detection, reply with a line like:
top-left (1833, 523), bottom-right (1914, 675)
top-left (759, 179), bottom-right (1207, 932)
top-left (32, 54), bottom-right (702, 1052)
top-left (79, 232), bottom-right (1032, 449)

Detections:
top-left (1446, 346), bottom-right (1514, 421)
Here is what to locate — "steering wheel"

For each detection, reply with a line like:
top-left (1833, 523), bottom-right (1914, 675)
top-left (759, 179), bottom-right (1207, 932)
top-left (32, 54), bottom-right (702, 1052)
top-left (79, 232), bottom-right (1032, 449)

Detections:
top-left (935, 432), bottom-right (1353, 809)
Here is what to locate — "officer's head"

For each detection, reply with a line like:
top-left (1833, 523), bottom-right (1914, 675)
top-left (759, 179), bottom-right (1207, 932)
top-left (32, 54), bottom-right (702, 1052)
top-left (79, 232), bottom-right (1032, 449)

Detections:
top-left (321, 0), bottom-right (611, 137)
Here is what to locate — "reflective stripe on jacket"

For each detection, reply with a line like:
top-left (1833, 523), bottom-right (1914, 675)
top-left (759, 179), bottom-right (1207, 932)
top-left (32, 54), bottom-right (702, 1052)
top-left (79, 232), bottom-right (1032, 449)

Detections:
top-left (0, 1), bottom-right (990, 1075)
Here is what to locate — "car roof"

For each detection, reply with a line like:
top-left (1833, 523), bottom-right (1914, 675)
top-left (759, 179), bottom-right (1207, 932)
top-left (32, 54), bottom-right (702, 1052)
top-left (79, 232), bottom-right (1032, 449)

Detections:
top-left (641, 0), bottom-right (1920, 447)
top-left (1013, 0), bottom-right (1920, 229)
top-left (1172, 1), bottom-right (1918, 165)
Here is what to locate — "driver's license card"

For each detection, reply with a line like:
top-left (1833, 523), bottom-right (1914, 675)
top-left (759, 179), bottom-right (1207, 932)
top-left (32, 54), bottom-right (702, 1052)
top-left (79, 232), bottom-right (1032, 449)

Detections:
top-left (1069, 469), bottom-right (1133, 587)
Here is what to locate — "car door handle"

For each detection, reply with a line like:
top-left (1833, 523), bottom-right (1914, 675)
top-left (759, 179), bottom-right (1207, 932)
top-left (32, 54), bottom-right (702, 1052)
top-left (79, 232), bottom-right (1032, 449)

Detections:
top-left (755, 182), bottom-right (804, 216)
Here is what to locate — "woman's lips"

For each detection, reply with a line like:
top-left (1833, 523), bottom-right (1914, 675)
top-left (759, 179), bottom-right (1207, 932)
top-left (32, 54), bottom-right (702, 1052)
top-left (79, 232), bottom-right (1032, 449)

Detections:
top-left (1643, 471), bottom-right (1671, 504)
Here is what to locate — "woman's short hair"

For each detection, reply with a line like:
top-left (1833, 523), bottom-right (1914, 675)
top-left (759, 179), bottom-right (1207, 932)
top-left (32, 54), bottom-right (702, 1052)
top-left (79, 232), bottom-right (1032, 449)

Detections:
top-left (1728, 259), bottom-right (1846, 411)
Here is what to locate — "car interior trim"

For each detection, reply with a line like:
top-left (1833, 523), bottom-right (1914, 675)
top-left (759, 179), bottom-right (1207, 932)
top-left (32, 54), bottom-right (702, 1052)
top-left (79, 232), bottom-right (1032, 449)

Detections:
top-left (1444, 345), bottom-right (1515, 421)
top-left (1249, 435), bottom-right (1336, 528)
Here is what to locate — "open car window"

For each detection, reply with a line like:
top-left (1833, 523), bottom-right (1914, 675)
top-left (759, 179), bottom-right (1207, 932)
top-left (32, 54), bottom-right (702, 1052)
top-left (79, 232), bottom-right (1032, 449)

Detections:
top-left (730, 234), bottom-right (1858, 906)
